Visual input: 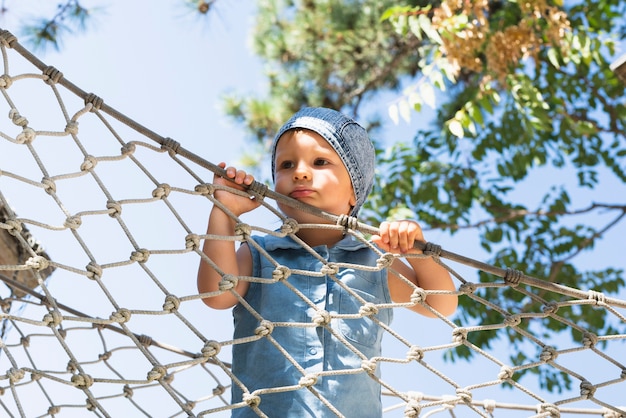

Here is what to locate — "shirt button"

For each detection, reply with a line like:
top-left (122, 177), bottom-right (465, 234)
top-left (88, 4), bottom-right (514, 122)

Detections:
top-left (308, 348), bottom-right (317, 355)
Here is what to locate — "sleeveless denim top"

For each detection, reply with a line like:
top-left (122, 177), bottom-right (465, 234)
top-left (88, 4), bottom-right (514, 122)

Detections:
top-left (231, 234), bottom-right (393, 417)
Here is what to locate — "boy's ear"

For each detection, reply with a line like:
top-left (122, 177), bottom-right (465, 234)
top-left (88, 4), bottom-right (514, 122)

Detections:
top-left (349, 193), bottom-right (357, 207)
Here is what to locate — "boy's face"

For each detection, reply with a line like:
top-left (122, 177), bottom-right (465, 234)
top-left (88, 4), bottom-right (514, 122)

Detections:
top-left (274, 129), bottom-right (356, 221)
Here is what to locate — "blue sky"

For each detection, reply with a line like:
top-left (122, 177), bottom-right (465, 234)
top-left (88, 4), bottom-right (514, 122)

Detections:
top-left (0, 1), bottom-right (625, 417)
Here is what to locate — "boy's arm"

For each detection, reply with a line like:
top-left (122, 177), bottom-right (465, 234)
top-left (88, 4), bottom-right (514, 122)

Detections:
top-left (372, 221), bottom-right (458, 317)
top-left (197, 207), bottom-right (252, 309)
top-left (197, 163), bottom-right (257, 309)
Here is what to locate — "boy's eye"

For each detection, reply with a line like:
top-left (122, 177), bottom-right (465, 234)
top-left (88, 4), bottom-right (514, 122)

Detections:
top-left (279, 161), bottom-right (294, 169)
top-left (314, 158), bottom-right (329, 166)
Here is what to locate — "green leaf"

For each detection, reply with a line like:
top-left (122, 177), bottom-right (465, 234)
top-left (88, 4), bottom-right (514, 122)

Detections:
top-left (388, 103), bottom-right (400, 125)
top-left (448, 119), bottom-right (464, 138)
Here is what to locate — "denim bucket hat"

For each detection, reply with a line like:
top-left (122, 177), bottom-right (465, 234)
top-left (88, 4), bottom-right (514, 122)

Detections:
top-left (271, 107), bottom-right (375, 217)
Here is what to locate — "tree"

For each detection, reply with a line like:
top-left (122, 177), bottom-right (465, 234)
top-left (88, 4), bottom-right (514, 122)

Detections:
top-left (221, 0), bottom-right (626, 392)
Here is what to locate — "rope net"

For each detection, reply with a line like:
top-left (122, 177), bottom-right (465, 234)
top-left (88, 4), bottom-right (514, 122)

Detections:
top-left (0, 29), bottom-right (625, 417)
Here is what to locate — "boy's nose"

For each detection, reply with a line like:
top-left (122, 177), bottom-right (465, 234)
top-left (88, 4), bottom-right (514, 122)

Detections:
top-left (293, 162), bottom-right (311, 180)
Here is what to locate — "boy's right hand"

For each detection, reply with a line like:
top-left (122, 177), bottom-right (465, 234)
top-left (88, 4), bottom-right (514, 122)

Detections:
top-left (212, 162), bottom-right (261, 216)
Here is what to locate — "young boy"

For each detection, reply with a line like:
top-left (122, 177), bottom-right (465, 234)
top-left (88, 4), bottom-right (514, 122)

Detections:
top-left (197, 107), bottom-right (457, 417)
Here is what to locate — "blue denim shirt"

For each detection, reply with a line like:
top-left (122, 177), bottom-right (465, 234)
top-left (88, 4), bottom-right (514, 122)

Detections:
top-left (231, 234), bottom-right (393, 417)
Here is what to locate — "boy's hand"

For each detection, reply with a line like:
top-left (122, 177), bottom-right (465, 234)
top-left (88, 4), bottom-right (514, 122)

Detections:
top-left (371, 220), bottom-right (425, 254)
top-left (212, 162), bottom-right (260, 216)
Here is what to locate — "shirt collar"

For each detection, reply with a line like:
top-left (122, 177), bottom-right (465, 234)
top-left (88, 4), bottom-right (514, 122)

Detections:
top-left (262, 232), bottom-right (369, 252)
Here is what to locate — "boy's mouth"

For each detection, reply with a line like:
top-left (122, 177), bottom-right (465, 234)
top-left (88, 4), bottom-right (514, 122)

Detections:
top-left (289, 188), bottom-right (314, 199)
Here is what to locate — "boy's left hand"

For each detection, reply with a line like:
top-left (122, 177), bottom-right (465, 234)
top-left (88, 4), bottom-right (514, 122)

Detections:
top-left (371, 220), bottom-right (424, 254)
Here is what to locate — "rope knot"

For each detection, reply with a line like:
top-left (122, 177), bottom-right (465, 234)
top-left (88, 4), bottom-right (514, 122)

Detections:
top-left (503, 314), bottom-right (521, 327)
top-left (64, 215), bottom-right (82, 230)
top-left (423, 242), bottom-right (442, 257)
top-left (582, 332), bottom-right (598, 348)
top-left (452, 327), bottom-right (468, 343)
top-left (234, 223), bottom-right (251, 239)
top-left (86, 262), bottom-right (103, 280)
top-left (137, 334), bottom-right (153, 346)
top-left (80, 155), bottom-right (97, 171)
top-left (359, 302), bottom-right (378, 317)
top-left (26, 255), bottom-right (50, 271)
top-left (0, 299), bottom-right (10, 311)
top-left (542, 302), bottom-right (559, 314)
top-left (4, 218), bottom-right (22, 236)
top-left (483, 399), bottom-right (497, 414)
top-left (504, 268), bottom-right (523, 286)
top-left (312, 310), bottom-right (331, 326)
top-left (298, 374), bottom-right (318, 387)
top-left (185, 234), bottom-right (200, 250)
top-left (43, 311), bottom-right (63, 327)
top-left (539, 346), bottom-right (558, 362)
top-left (0, 29), bottom-right (17, 46)
top-left (457, 388), bottom-right (472, 404)
top-left (580, 380), bottom-right (596, 398)
top-left (71, 373), bottom-right (93, 389)
top-left (536, 403), bottom-right (560, 417)
top-left (84, 93), bottom-right (104, 110)
top-left (123, 385), bottom-right (134, 398)
top-left (280, 218), bottom-right (299, 235)
top-left (243, 393), bottom-right (261, 407)
top-left (106, 200), bottom-right (122, 217)
top-left (86, 398), bottom-right (97, 411)
top-left (218, 274), bottom-right (238, 291)
top-left (47, 406), bottom-right (61, 415)
top-left (255, 320), bottom-right (274, 336)
top-left (336, 214), bottom-right (359, 230)
top-left (376, 253), bottom-right (395, 269)
top-left (247, 181), bottom-right (268, 199)
top-left (20, 336), bottom-right (30, 348)
top-left (41, 177), bottom-right (56, 194)
top-left (67, 360), bottom-right (78, 373)
top-left (161, 137), bottom-right (180, 154)
top-left (194, 183), bottom-right (215, 196)
top-left (130, 248), bottom-right (150, 263)
top-left (361, 359), bottom-right (377, 374)
top-left (9, 109), bottom-right (28, 127)
top-left (213, 384), bottom-right (226, 396)
top-left (272, 265), bottom-right (291, 281)
top-left (201, 340), bottom-right (221, 358)
top-left (152, 183), bottom-right (171, 199)
top-left (121, 143), bottom-right (135, 156)
top-left (163, 295), bottom-right (180, 312)
top-left (43, 66), bottom-right (63, 84)
top-left (65, 121), bottom-right (79, 135)
top-left (410, 287), bottom-right (426, 305)
top-left (98, 351), bottom-right (112, 361)
top-left (404, 398), bottom-right (422, 417)
top-left (7, 368), bottom-right (25, 383)
top-left (498, 366), bottom-right (514, 380)
top-left (320, 263), bottom-right (339, 276)
top-left (407, 345), bottom-right (424, 362)
top-left (0, 74), bottom-right (12, 88)
top-left (459, 282), bottom-right (476, 294)
top-left (147, 365), bottom-right (167, 381)
top-left (16, 127), bottom-right (35, 143)
top-left (110, 308), bottom-right (131, 323)
top-left (588, 290), bottom-right (606, 304)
